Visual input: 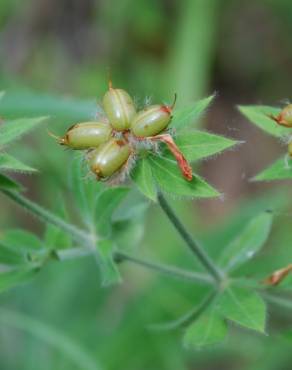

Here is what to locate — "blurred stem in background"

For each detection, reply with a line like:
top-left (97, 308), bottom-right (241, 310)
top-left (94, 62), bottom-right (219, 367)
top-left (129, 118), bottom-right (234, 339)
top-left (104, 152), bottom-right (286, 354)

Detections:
top-left (163, 0), bottom-right (219, 104)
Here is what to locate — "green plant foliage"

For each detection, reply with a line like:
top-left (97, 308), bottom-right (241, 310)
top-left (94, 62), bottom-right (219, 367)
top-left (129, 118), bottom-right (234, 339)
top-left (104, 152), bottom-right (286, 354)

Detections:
top-left (0, 229), bottom-right (43, 251)
top-left (0, 309), bottom-right (101, 370)
top-left (217, 287), bottom-right (266, 333)
top-left (239, 104), bottom-right (292, 181)
top-left (183, 310), bottom-right (227, 348)
top-left (95, 187), bottom-right (130, 237)
top-left (238, 105), bottom-right (287, 137)
top-left (0, 90), bottom-right (96, 121)
top-left (0, 116), bottom-right (49, 148)
top-left (0, 87), bottom-right (290, 355)
top-left (253, 156), bottom-right (292, 181)
top-left (0, 173), bottom-right (23, 191)
top-left (149, 155), bottom-right (219, 198)
top-left (0, 268), bottom-right (37, 293)
top-left (171, 130), bottom-right (239, 162)
top-left (171, 94), bottom-right (215, 130)
top-left (218, 211), bottom-right (273, 272)
top-left (0, 153), bottom-right (37, 172)
top-left (131, 98), bottom-right (238, 200)
top-left (98, 239), bottom-right (121, 286)
top-left (69, 154), bottom-right (104, 226)
top-left (130, 158), bottom-right (157, 201)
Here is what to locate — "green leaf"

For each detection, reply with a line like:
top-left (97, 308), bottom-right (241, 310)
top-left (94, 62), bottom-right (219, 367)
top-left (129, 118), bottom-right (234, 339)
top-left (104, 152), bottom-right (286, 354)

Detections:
top-left (0, 229), bottom-right (43, 251)
top-left (0, 116), bottom-right (49, 148)
top-left (149, 155), bottom-right (219, 198)
top-left (95, 187), bottom-right (130, 237)
top-left (183, 311), bottom-right (227, 348)
top-left (0, 173), bottom-right (23, 191)
top-left (217, 287), bottom-right (266, 333)
top-left (98, 239), bottom-right (121, 286)
top-left (0, 91), bottom-right (5, 101)
top-left (0, 244), bottom-right (26, 266)
top-left (0, 268), bottom-right (37, 293)
top-left (131, 158), bottom-right (157, 201)
top-left (218, 211), bottom-right (273, 272)
top-left (0, 153), bottom-right (37, 172)
top-left (69, 154), bottom-right (104, 227)
top-left (238, 105), bottom-right (288, 137)
top-left (171, 94), bottom-right (215, 130)
top-left (171, 130), bottom-right (238, 162)
top-left (254, 156), bottom-right (292, 181)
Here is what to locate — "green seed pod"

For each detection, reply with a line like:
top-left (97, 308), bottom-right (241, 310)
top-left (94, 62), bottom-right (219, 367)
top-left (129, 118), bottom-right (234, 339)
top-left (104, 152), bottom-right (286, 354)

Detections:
top-left (89, 138), bottom-right (131, 178)
top-left (131, 96), bottom-right (176, 137)
top-left (273, 104), bottom-right (292, 127)
top-left (54, 122), bottom-right (112, 149)
top-left (102, 83), bottom-right (136, 131)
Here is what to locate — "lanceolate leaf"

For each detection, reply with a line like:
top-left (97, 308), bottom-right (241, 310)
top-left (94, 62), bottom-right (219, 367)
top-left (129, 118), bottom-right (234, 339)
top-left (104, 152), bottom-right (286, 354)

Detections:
top-left (171, 94), bottom-right (215, 130)
top-left (0, 173), bottom-right (23, 191)
top-left (0, 153), bottom-right (37, 173)
top-left (0, 243), bottom-right (26, 266)
top-left (217, 287), bottom-right (266, 333)
top-left (131, 157), bottom-right (157, 201)
top-left (0, 268), bottom-right (37, 293)
top-left (183, 310), bottom-right (227, 348)
top-left (0, 116), bottom-right (49, 148)
top-left (238, 105), bottom-right (287, 137)
top-left (253, 156), bottom-right (292, 181)
top-left (170, 130), bottom-right (238, 162)
top-left (0, 229), bottom-right (43, 251)
top-left (218, 211), bottom-right (273, 272)
top-left (149, 155), bottom-right (219, 198)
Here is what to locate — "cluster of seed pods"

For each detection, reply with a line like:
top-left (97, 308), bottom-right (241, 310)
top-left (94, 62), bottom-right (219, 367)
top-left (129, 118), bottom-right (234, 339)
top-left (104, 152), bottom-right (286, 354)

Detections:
top-left (270, 104), bottom-right (292, 158)
top-left (52, 82), bottom-right (192, 182)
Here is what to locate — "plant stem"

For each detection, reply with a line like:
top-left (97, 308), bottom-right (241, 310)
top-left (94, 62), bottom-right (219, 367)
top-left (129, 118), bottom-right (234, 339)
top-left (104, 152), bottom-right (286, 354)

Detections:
top-left (149, 289), bottom-right (218, 331)
top-left (56, 247), bottom-right (213, 285)
top-left (114, 251), bottom-right (213, 285)
top-left (1, 189), bottom-right (216, 286)
top-left (1, 189), bottom-right (90, 244)
top-left (157, 192), bottom-right (224, 283)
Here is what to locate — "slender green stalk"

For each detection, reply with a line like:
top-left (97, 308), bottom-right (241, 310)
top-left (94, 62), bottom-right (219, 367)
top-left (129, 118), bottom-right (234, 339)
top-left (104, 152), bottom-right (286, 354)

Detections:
top-left (56, 247), bottom-right (213, 285)
top-left (114, 251), bottom-right (213, 285)
top-left (149, 289), bottom-right (218, 331)
top-left (1, 189), bottom-right (90, 244)
top-left (1, 188), bottom-right (216, 286)
top-left (157, 192), bottom-right (224, 283)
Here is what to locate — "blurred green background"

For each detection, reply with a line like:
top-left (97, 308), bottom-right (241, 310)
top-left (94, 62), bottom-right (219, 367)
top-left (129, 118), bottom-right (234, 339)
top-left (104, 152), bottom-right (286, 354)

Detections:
top-left (1, 0), bottom-right (292, 369)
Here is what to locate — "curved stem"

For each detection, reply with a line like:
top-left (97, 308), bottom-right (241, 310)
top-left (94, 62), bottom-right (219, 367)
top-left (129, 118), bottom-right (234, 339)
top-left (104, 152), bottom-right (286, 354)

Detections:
top-left (114, 251), bottom-right (213, 285)
top-left (148, 289), bottom-right (218, 331)
top-left (1, 189), bottom-right (90, 244)
top-left (1, 188), bottom-right (219, 286)
top-left (157, 192), bottom-right (225, 283)
top-left (56, 247), bottom-right (213, 285)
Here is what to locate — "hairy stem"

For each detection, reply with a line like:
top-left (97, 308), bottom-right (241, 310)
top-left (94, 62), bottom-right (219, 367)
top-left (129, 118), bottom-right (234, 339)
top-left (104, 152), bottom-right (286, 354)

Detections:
top-left (1, 189), bottom-right (217, 287)
top-left (1, 189), bottom-right (90, 244)
top-left (56, 247), bottom-right (213, 285)
top-left (149, 289), bottom-right (218, 331)
top-left (157, 192), bottom-right (224, 283)
top-left (114, 251), bottom-right (213, 285)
